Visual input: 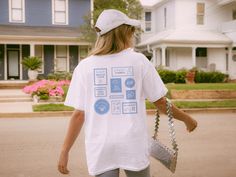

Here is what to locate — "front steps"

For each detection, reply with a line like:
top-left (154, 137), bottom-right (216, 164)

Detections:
top-left (0, 89), bottom-right (32, 103)
top-left (0, 80), bottom-right (29, 89)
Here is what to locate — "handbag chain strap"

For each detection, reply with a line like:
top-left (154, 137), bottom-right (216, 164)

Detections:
top-left (153, 98), bottom-right (179, 153)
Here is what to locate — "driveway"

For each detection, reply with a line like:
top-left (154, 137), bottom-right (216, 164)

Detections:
top-left (0, 113), bottom-right (236, 177)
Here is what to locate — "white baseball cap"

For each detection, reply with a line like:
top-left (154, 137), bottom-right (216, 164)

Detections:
top-left (95, 9), bottom-right (141, 36)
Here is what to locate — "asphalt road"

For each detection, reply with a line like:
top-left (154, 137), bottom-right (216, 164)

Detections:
top-left (0, 113), bottom-right (236, 177)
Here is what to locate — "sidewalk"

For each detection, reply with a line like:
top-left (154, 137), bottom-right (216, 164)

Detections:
top-left (0, 89), bottom-right (33, 114)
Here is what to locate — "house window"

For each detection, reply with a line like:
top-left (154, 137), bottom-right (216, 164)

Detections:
top-left (52, 0), bottom-right (68, 25)
top-left (196, 3), bottom-right (205, 25)
top-left (55, 45), bottom-right (68, 71)
top-left (9, 0), bottom-right (25, 23)
top-left (35, 45), bottom-right (44, 74)
top-left (233, 10), bottom-right (236, 20)
top-left (79, 46), bottom-right (88, 60)
top-left (196, 48), bottom-right (207, 68)
top-left (145, 12), bottom-right (152, 32)
top-left (196, 48), bottom-right (207, 57)
top-left (164, 8), bottom-right (167, 29)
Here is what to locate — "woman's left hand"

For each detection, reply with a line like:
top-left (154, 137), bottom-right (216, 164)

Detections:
top-left (184, 117), bottom-right (198, 133)
top-left (57, 151), bottom-right (70, 174)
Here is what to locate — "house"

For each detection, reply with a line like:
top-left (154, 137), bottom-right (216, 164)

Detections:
top-left (0, 0), bottom-right (93, 81)
top-left (137, 0), bottom-right (236, 79)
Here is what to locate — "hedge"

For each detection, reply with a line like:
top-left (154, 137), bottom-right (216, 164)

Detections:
top-left (157, 69), bottom-right (227, 83)
top-left (195, 71), bottom-right (227, 83)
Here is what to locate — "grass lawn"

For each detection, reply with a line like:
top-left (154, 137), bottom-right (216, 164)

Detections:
top-left (166, 83), bottom-right (236, 91)
top-left (146, 100), bottom-right (236, 109)
top-left (33, 100), bottom-right (236, 112)
top-left (33, 104), bottom-right (74, 112)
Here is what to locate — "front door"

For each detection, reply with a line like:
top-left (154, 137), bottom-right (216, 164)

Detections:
top-left (7, 50), bottom-right (20, 80)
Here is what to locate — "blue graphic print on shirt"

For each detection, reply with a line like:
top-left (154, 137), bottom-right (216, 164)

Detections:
top-left (111, 100), bottom-right (122, 114)
top-left (94, 99), bottom-right (110, 115)
top-left (94, 68), bottom-right (107, 85)
top-left (126, 90), bottom-right (136, 100)
top-left (111, 67), bottom-right (133, 77)
top-left (110, 78), bottom-right (122, 93)
top-left (125, 78), bottom-right (135, 88)
top-left (93, 67), bottom-right (137, 115)
top-left (122, 102), bottom-right (137, 114)
top-left (94, 87), bottom-right (107, 97)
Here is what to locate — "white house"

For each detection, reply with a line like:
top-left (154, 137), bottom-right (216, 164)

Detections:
top-left (137, 0), bottom-right (236, 79)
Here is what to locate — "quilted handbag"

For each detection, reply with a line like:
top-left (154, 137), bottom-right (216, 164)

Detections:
top-left (150, 98), bottom-right (178, 173)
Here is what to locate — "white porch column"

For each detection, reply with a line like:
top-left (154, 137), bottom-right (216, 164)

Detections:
top-left (192, 47), bottom-right (196, 67)
top-left (161, 46), bottom-right (166, 66)
top-left (152, 48), bottom-right (157, 67)
top-left (228, 47), bottom-right (233, 79)
top-left (30, 44), bottom-right (35, 56)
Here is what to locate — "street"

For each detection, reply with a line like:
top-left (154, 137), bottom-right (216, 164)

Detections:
top-left (0, 113), bottom-right (236, 177)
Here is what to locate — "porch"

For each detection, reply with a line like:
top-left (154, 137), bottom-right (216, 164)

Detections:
top-left (136, 29), bottom-right (236, 79)
top-left (0, 25), bottom-right (91, 81)
top-left (151, 45), bottom-right (235, 74)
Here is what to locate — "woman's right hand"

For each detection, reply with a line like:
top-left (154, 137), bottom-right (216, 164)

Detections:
top-left (57, 151), bottom-right (70, 175)
top-left (184, 117), bottom-right (198, 132)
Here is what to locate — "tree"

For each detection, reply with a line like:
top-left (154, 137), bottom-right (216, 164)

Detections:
top-left (79, 0), bottom-right (143, 44)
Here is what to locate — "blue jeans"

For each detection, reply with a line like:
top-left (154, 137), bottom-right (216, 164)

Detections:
top-left (95, 165), bottom-right (151, 177)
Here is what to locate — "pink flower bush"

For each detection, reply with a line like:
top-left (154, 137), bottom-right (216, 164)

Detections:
top-left (23, 80), bottom-right (70, 99)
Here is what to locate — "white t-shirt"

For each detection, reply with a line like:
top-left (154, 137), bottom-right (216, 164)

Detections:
top-left (64, 48), bottom-right (168, 176)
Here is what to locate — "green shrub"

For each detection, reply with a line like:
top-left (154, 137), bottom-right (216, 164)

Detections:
top-left (195, 71), bottom-right (227, 83)
top-left (21, 56), bottom-right (42, 70)
top-left (47, 72), bottom-right (72, 81)
top-left (175, 69), bottom-right (187, 83)
top-left (157, 69), bottom-right (176, 84)
top-left (157, 68), bottom-right (227, 83)
top-left (39, 94), bottom-right (49, 100)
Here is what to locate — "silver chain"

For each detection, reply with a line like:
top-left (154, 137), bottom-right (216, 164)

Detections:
top-left (152, 98), bottom-right (179, 152)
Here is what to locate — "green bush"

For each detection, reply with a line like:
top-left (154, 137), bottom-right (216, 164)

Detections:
top-left (21, 56), bottom-right (42, 70)
top-left (157, 69), bottom-right (176, 84)
top-left (195, 71), bottom-right (227, 83)
top-left (47, 72), bottom-right (72, 81)
top-left (157, 68), bottom-right (227, 83)
top-left (175, 69), bottom-right (187, 83)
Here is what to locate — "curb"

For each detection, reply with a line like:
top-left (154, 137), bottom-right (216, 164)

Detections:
top-left (0, 108), bottom-right (236, 118)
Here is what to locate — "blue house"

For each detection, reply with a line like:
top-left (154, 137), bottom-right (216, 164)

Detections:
top-left (0, 0), bottom-right (92, 80)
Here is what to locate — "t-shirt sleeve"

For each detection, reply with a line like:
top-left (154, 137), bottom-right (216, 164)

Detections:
top-left (64, 64), bottom-right (85, 111)
top-left (142, 61), bottom-right (168, 102)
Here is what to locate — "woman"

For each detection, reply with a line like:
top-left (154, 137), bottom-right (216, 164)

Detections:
top-left (57, 9), bottom-right (197, 177)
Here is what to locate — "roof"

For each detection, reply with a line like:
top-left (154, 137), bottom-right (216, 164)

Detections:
top-left (0, 25), bottom-right (82, 38)
top-left (137, 29), bottom-right (233, 47)
top-left (218, 0), bottom-right (236, 5)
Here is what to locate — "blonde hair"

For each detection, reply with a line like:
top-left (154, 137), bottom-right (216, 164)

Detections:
top-left (90, 24), bottom-right (135, 56)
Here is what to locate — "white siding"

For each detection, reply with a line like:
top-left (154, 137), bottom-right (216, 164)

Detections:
top-left (141, 0), bottom-right (175, 41)
top-left (174, 48), bottom-right (192, 70)
top-left (208, 48), bottom-right (227, 73)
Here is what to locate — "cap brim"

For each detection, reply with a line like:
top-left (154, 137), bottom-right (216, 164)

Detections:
top-left (125, 19), bottom-right (141, 27)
